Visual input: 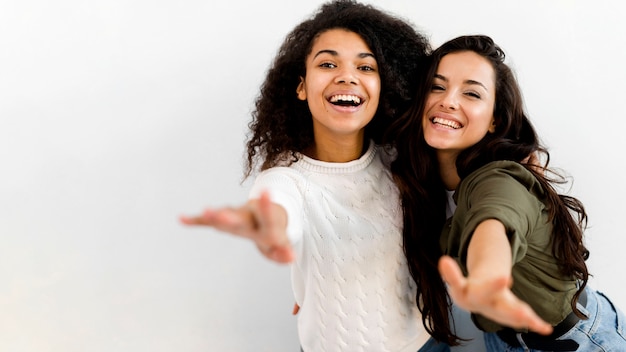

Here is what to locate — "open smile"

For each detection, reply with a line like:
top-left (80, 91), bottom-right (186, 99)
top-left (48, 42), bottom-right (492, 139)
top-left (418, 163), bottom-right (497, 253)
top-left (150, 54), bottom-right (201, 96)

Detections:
top-left (329, 94), bottom-right (362, 107)
top-left (431, 117), bottom-right (462, 129)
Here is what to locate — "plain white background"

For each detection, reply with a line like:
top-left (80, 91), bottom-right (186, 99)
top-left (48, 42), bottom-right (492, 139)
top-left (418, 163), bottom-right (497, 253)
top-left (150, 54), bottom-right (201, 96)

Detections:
top-left (1, 0), bottom-right (624, 351)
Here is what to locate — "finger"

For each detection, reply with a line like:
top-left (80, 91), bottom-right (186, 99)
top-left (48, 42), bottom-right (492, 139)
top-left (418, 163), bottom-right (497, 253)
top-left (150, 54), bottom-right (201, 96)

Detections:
top-left (484, 290), bottom-right (553, 335)
top-left (438, 256), bottom-right (470, 307)
top-left (268, 245), bottom-right (295, 263)
top-left (182, 207), bottom-right (257, 237)
top-left (515, 301), bottom-right (553, 335)
top-left (529, 318), bottom-right (553, 335)
top-left (439, 255), bottom-right (466, 288)
top-left (179, 211), bottom-right (214, 225)
top-left (292, 303), bottom-right (300, 315)
top-left (251, 192), bottom-right (277, 248)
top-left (180, 214), bottom-right (200, 225)
top-left (180, 207), bottom-right (222, 226)
top-left (258, 243), bottom-right (294, 264)
top-left (256, 191), bottom-right (273, 231)
top-left (210, 208), bottom-right (256, 236)
top-left (255, 191), bottom-right (291, 249)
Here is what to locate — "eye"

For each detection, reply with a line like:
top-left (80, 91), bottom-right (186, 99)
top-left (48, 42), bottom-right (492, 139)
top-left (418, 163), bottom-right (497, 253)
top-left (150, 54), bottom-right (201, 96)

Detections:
top-left (465, 91), bottom-right (481, 99)
top-left (358, 64), bottom-right (376, 72)
top-left (319, 62), bottom-right (337, 69)
top-left (431, 84), bottom-right (445, 91)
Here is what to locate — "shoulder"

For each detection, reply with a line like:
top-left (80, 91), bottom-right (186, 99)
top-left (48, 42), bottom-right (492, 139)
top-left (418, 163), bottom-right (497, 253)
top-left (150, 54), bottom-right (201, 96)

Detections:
top-left (457, 161), bottom-right (544, 204)
top-left (455, 161), bottom-right (548, 228)
top-left (250, 167), bottom-right (304, 195)
top-left (469, 160), bottom-right (530, 178)
top-left (463, 161), bottom-right (538, 189)
top-left (374, 143), bottom-right (397, 168)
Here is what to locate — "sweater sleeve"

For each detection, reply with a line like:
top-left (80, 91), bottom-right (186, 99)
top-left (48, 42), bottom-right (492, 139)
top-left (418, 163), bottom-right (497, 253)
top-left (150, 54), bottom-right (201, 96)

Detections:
top-left (248, 167), bottom-right (305, 246)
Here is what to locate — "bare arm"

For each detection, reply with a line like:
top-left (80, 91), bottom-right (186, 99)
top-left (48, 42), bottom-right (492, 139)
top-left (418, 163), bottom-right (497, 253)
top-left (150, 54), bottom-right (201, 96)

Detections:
top-left (439, 219), bottom-right (553, 335)
top-left (180, 190), bottom-right (295, 264)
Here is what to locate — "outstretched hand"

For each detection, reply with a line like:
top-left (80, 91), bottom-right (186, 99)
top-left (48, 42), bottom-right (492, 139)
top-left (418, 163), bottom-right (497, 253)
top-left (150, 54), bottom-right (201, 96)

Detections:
top-left (438, 255), bottom-right (553, 335)
top-left (180, 191), bottom-right (295, 264)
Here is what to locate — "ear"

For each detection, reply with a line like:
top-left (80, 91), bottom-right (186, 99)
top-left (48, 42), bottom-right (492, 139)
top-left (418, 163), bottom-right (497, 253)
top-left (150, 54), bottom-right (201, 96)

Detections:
top-left (488, 118), bottom-right (496, 133)
top-left (296, 77), bottom-right (307, 101)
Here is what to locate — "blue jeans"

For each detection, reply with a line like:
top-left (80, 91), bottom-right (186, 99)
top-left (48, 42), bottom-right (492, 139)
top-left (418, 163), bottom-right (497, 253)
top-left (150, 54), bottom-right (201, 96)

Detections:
top-left (419, 337), bottom-right (450, 352)
top-left (484, 287), bottom-right (626, 351)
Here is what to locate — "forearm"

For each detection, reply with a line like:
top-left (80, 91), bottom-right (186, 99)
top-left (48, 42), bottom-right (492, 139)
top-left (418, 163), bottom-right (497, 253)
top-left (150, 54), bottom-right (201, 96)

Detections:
top-left (441, 218), bottom-right (552, 335)
top-left (466, 219), bottom-right (512, 281)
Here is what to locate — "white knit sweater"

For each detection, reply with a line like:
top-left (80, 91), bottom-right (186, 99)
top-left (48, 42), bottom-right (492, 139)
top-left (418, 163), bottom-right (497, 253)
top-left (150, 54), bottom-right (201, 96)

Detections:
top-left (249, 142), bottom-right (429, 352)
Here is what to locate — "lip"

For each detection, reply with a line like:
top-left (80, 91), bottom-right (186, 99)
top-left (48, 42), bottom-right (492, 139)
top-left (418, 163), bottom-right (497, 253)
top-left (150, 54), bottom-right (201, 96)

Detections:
top-left (326, 90), bottom-right (365, 104)
top-left (323, 91), bottom-right (365, 113)
top-left (427, 111), bottom-right (463, 129)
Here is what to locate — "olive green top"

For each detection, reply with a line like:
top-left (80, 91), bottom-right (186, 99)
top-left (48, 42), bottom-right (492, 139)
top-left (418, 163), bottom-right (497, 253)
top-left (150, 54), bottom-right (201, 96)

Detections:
top-left (441, 160), bottom-right (578, 332)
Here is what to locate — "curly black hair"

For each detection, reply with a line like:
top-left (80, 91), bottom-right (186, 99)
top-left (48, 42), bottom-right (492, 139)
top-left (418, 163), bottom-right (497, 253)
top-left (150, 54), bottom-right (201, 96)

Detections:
top-left (243, 0), bottom-right (431, 177)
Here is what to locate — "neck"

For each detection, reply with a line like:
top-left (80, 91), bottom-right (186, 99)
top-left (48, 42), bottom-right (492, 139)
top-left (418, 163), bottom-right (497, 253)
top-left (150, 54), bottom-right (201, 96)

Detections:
top-left (306, 133), bottom-right (367, 162)
top-left (437, 151), bottom-right (461, 191)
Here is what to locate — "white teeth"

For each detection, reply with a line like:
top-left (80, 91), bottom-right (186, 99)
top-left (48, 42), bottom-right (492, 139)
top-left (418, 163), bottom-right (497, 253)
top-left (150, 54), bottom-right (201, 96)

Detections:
top-left (330, 94), bottom-right (361, 104)
top-left (433, 117), bottom-right (461, 129)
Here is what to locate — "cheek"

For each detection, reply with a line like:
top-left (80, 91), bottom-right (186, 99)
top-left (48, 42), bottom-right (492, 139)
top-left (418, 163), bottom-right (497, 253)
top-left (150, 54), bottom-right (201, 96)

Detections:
top-left (422, 99), bottom-right (436, 121)
top-left (424, 96), bottom-right (437, 112)
top-left (422, 113), bottom-right (433, 137)
top-left (478, 109), bottom-right (496, 129)
top-left (366, 79), bottom-right (381, 100)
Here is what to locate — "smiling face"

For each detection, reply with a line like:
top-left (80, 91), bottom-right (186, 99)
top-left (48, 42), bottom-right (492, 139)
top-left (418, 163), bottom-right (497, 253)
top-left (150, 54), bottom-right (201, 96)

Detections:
top-left (423, 51), bottom-right (497, 162)
top-left (296, 29), bottom-right (380, 147)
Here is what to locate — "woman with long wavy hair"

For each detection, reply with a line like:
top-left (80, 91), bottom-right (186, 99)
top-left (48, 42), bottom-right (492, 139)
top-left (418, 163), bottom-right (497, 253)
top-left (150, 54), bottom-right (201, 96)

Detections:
top-left (391, 34), bottom-right (626, 351)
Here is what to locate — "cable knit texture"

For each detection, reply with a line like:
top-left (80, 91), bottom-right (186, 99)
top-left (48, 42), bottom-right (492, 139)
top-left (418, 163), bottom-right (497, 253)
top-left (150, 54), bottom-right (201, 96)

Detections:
top-left (249, 143), bottom-right (428, 352)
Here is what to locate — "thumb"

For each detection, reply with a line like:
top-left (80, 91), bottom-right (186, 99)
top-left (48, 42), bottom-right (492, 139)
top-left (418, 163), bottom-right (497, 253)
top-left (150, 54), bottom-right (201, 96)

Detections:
top-left (439, 255), bottom-right (465, 287)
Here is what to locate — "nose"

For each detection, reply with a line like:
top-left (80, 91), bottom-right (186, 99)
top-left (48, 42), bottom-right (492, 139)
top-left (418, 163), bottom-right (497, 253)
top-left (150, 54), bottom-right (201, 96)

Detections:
top-left (335, 67), bottom-right (358, 85)
top-left (440, 92), bottom-right (458, 110)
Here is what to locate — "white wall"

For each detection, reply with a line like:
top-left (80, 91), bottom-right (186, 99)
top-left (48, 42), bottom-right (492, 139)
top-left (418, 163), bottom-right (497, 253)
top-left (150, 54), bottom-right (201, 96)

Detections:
top-left (1, 1), bottom-right (624, 351)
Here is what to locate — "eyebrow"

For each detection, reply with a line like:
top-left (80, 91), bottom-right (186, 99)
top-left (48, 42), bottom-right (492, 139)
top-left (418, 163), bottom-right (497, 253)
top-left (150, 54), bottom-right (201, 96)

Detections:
top-left (313, 49), bottom-right (375, 60)
top-left (434, 73), bottom-right (489, 91)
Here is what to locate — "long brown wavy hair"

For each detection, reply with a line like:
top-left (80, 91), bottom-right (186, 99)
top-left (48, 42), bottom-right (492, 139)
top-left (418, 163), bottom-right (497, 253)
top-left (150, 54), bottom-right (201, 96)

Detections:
top-left (242, 0), bottom-right (431, 178)
top-left (389, 35), bottom-right (590, 345)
